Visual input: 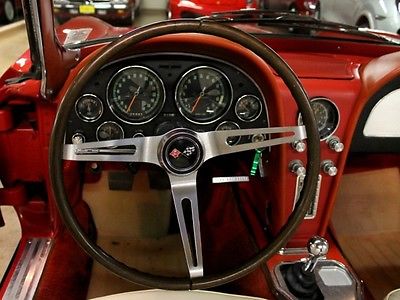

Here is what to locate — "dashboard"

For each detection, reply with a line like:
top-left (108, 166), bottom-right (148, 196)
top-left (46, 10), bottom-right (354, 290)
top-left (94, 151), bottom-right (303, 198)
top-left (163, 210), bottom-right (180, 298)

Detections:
top-left (66, 54), bottom-right (269, 145)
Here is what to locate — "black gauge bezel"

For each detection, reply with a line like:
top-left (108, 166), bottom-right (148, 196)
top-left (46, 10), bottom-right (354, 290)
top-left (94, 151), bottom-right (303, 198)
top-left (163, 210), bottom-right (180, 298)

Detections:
top-left (96, 121), bottom-right (125, 141)
top-left (298, 97), bottom-right (340, 141)
top-left (175, 66), bottom-right (233, 124)
top-left (216, 121), bottom-right (241, 145)
top-left (75, 94), bottom-right (104, 122)
top-left (106, 65), bottom-right (166, 124)
top-left (235, 94), bottom-right (263, 122)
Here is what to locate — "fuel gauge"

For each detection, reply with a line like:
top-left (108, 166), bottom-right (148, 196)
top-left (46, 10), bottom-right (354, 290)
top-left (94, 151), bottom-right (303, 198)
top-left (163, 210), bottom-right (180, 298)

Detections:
top-left (75, 94), bottom-right (103, 122)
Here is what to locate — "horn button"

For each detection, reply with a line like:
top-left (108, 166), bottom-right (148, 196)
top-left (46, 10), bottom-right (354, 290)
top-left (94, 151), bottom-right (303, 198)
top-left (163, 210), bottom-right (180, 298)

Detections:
top-left (161, 131), bottom-right (204, 175)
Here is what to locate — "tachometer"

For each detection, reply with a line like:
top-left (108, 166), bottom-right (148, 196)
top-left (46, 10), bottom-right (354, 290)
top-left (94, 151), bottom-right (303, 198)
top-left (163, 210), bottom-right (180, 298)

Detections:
top-left (107, 66), bottom-right (165, 124)
top-left (175, 66), bottom-right (232, 123)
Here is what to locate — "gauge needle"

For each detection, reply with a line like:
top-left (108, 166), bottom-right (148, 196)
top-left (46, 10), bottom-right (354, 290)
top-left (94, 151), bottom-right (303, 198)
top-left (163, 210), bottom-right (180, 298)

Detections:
top-left (127, 86), bottom-right (141, 112)
top-left (191, 87), bottom-right (206, 113)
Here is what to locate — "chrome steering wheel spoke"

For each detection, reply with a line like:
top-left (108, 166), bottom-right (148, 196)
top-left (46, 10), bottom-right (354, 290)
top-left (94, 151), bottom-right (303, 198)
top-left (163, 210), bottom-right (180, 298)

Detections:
top-left (169, 172), bottom-right (203, 279)
top-left (62, 135), bottom-right (163, 165)
top-left (199, 125), bottom-right (307, 161)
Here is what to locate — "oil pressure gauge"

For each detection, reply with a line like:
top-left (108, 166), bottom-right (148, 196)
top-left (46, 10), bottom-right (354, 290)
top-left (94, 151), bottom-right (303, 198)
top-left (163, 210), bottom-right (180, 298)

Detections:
top-left (96, 121), bottom-right (124, 141)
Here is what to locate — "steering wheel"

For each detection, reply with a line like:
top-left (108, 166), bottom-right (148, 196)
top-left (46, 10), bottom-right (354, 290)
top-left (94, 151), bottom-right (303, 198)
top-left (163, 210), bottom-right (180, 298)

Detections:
top-left (49, 19), bottom-right (320, 290)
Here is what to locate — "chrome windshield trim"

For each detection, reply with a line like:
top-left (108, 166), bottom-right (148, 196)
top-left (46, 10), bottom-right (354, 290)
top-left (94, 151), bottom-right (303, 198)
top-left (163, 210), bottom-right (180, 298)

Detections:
top-left (29, 0), bottom-right (47, 98)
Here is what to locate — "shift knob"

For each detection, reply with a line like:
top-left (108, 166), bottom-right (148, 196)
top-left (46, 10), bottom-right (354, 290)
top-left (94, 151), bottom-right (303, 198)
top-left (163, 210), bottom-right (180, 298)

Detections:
top-left (303, 236), bottom-right (329, 273)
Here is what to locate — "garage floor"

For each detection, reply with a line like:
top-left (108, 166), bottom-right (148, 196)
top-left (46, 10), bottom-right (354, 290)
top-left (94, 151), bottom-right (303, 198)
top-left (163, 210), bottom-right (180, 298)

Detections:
top-left (0, 20), bottom-right (27, 283)
top-left (331, 167), bottom-right (400, 300)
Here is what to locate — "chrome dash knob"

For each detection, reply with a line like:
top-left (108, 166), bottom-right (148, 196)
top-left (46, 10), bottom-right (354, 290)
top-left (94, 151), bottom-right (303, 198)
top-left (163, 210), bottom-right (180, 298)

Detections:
top-left (327, 136), bottom-right (344, 153)
top-left (292, 140), bottom-right (306, 152)
top-left (321, 160), bottom-right (337, 176)
top-left (289, 160), bottom-right (306, 177)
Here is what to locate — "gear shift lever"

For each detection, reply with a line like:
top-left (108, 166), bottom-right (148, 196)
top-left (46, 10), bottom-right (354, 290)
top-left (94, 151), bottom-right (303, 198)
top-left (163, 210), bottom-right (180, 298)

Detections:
top-left (303, 236), bottom-right (329, 273)
top-left (283, 236), bottom-right (328, 299)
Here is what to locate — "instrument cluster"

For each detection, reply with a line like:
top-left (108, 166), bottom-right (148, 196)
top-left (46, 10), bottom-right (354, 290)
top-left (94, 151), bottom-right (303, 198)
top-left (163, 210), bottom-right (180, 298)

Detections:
top-left (66, 54), bottom-right (268, 144)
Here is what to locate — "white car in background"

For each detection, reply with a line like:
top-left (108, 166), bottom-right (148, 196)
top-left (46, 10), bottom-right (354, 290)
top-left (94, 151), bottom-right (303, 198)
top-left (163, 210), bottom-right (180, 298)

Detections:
top-left (317, 0), bottom-right (400, 34)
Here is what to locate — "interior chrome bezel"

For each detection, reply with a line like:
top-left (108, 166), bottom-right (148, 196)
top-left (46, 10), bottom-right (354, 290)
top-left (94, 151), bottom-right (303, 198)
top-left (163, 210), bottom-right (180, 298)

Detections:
top-left (106, 65), bottom-right (166, 125)
top-left (75, 93), bottom-right (104, 122)
top-left (96, 121), bottom-right (125, 141)
top-left (174, 65), bottom-right (234, 125)
top-left (235, 94), bottom-right (263, 122)
top-left (298, 97), bottom-right (340, 141)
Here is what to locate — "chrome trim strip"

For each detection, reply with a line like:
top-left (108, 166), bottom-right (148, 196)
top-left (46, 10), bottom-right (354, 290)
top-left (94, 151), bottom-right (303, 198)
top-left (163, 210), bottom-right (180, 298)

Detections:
top-left (29, 0), bottom-right (47, 98)
top-left (4, 238), bottom-right (53, 300)
top-left (292, 174), bottom-right (322, 219)
top-left (278, 247), bottom-right (308, 255)
top-left (212, 176), bottom-right (250, 183)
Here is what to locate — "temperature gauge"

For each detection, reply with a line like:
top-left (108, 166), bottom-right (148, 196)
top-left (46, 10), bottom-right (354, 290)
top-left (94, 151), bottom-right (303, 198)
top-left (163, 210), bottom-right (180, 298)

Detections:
top-left (235, 95), bottom-right (262, 122)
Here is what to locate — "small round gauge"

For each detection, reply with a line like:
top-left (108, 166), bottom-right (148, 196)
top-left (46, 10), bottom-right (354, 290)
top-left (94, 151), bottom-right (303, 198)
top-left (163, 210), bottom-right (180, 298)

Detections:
top-left (107, 66), bottom-right (165, 124)
top-left (175, 66), bottom-right (232, 123)
top-left (96, 121), bottom-right (124, 141)
top-left (298, 97), bottom-right (339, 141)
top-left (235, 95), bottom-right (262, 122)
top-left (216, 121), bottom-right (240, 146)
top-left (75, 94), bottom-right (103, 122)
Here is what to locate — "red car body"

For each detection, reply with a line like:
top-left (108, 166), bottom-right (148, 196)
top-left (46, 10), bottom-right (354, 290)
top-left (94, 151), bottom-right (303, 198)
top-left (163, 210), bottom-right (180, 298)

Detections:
top-left (1, 2), bottom-right (400, 300)
top-left (167, 0), bottom-right (258, 19)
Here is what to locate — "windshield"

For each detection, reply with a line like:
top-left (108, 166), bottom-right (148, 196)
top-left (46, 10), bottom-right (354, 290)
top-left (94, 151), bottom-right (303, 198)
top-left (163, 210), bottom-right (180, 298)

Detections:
top-left (1, 0), bottom-right (400, 52)
top-left (49, 0), bottom-right (400, 47)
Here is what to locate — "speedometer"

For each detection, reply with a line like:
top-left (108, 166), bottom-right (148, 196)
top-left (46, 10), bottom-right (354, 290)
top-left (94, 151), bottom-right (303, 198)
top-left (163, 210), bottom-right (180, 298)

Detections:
top-left (175, 66), bottom-right (232, 123)
top-left (107, 66), bottom-right (165, 124)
